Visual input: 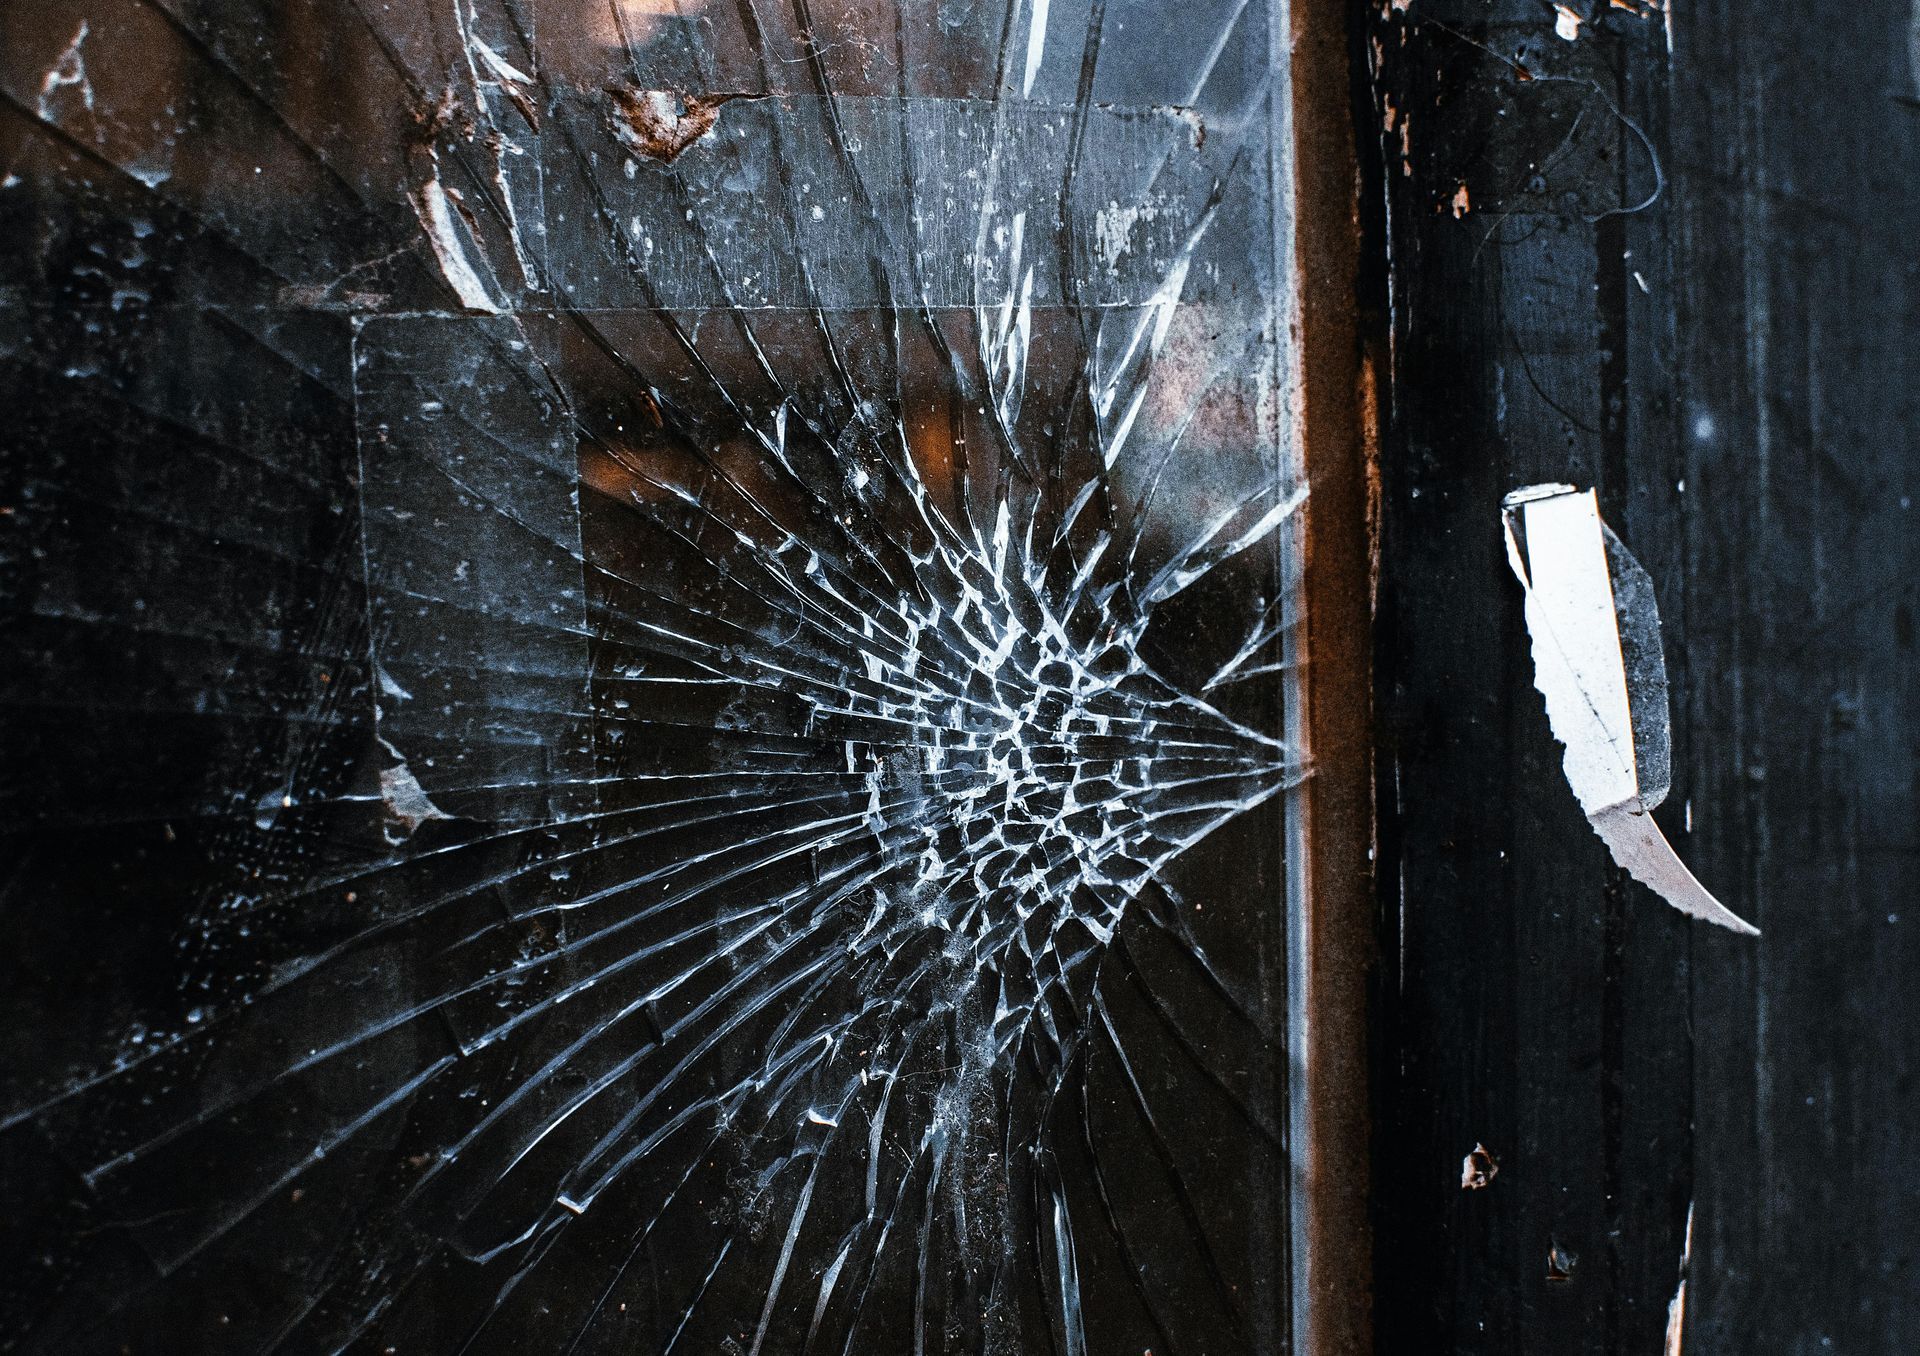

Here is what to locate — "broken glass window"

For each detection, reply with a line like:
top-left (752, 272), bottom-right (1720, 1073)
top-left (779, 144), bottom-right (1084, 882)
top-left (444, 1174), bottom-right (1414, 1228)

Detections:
top-left (0, 0), bottom-right (1305, 1350)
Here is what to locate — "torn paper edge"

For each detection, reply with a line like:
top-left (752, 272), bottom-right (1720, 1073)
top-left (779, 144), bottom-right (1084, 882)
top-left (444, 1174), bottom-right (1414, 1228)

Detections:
top-left (1502, 485), bottom-right (1759, 936)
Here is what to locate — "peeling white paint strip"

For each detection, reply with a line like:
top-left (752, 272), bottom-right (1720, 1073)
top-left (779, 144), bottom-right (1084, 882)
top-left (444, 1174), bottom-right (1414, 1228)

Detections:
top-left (1590, 804), bottom-right (1756, 932)
top-left (1664, 1200), bottom-right (1694, 1355)
top-left (410, 169), bottom-right (502, 314)
top-left (471, 37), bottom-right (534, 88)
top-left (1021, 0), bottom-right (1050, 97)
top-left (1504, 487), bottom-right (1639, 810)
top-left (1502, 485), bottom-right (1759, 935)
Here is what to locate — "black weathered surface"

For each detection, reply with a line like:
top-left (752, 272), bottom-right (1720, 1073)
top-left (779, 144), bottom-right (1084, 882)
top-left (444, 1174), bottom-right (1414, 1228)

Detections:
top-left (1366, 0), bottom-right (1920, 1351)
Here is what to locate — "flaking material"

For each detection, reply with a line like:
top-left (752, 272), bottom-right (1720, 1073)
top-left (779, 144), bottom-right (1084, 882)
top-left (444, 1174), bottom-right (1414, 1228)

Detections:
top-left (1502, 485), bottom-right (1759, 935)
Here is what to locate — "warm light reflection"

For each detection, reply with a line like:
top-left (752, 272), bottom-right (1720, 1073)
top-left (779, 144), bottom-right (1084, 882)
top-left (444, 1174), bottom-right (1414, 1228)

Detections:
top-left (585, 0), bottom-right (715, 49)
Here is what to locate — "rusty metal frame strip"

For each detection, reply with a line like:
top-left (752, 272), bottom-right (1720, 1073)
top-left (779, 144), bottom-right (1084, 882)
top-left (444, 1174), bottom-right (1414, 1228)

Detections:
top-left (1278, 1), bottom-right (1378, 1351)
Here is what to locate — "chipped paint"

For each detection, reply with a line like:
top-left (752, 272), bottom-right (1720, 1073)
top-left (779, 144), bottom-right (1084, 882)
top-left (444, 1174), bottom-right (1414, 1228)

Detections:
top-left (607, 87), bottom-right (738, 164)
top-left (1460, 1142), bottom-right (1499, 1188)
top-left (409, 167), bottom-right (503, 312)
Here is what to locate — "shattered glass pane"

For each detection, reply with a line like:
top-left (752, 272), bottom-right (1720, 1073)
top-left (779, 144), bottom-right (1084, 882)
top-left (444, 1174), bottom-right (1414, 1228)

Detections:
top-left (1, 0), bottom-right (1303, 1350)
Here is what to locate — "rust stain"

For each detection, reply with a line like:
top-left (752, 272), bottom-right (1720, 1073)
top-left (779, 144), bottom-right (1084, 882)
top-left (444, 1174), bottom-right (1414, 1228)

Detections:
top-left (1663, 1202), bottom-right (1695, 1354)
top-left (608, 87), bottom-right (742, 163)
top-left (1664, 1276), bottom-right (1688, 1355)
top-left (1359, 350), bottom-right (1382, 618)
top-left (1286, 0), bottom-right (1383, 1344)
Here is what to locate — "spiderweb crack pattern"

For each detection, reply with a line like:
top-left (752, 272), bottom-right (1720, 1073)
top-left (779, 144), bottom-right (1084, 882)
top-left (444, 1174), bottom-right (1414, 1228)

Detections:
top-left (0, 0), bottom-right (1303, 1350)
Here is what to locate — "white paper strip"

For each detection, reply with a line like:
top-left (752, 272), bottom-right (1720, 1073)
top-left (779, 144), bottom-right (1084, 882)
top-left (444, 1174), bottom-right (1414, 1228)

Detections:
top-left (1502, 485), bottom-right (1759, 936)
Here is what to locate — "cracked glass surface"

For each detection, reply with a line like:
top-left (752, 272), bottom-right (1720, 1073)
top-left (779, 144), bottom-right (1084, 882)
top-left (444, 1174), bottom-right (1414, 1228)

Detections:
top-left (0, 0), bottom-right (1304, 1351)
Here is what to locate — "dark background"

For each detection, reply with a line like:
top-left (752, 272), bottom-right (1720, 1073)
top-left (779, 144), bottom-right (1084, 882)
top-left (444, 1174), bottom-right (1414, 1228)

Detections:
top-left (1364, 0), bottom-right (1920, 1352)
top-left (4, 0), bottom-right (1917, 1349)
top-left (0, 1), bottom-right (1296, 1351)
